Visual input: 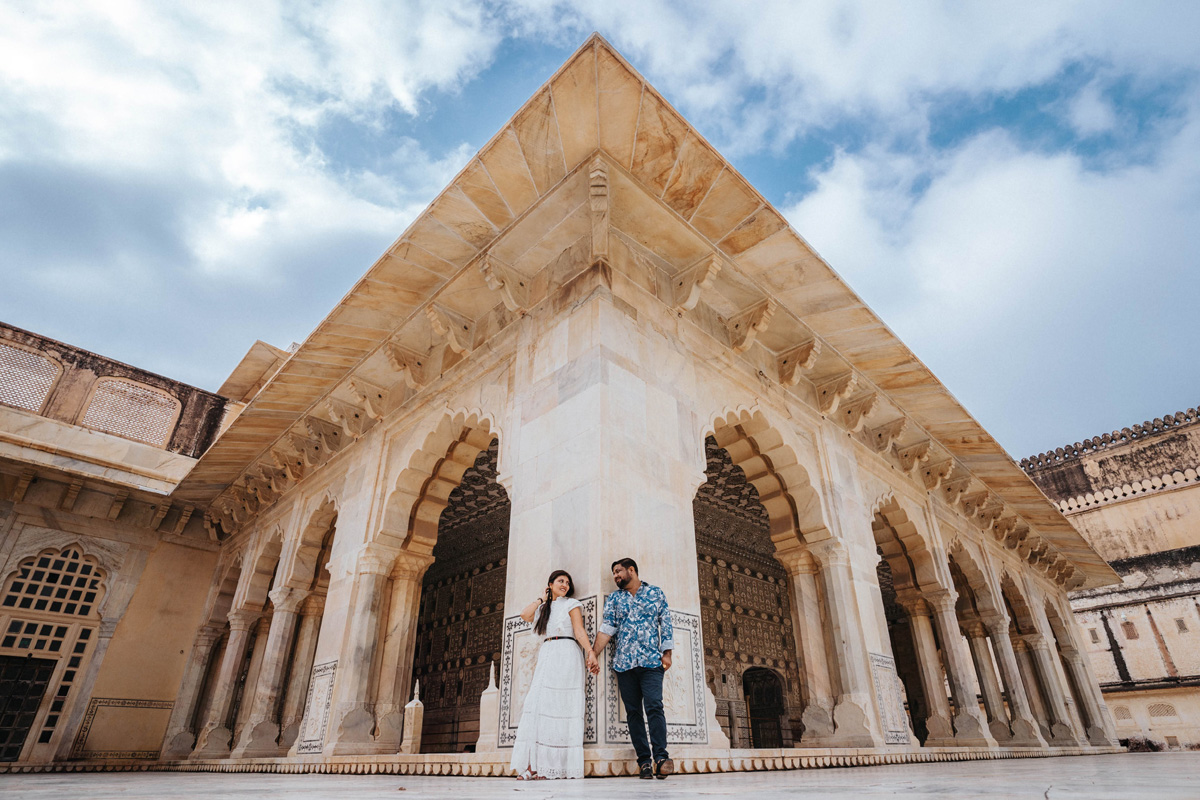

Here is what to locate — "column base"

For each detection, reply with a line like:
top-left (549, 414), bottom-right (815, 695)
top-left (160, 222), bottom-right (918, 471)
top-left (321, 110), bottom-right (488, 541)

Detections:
top-left (798, 703), bottom-right (835, 744)
top-left (988, 719), bottom-right (1013, 743)
top-left (328, 706), bottom-right (389, 756)
top-left (1086, 725), bottom-right (1112, 746)
top-left (951, 712), bottom-right (996, 748)
top-left (229, 720), bottom-right (283, 759)
top-left (160, 730), bottom-right (196, 761)
top-left (1048, 722), bottom-right (1076, 745)
top-left (190, 724), bottom-right (233, 759)
top-left (278, 721), bottom-right (302, 753)
top-left (1007, 718), bottom-right (1048, 748)
top-left (924, 712), bottom-right (955, 745)
top-left (825, 697), bottom-right (879, 748)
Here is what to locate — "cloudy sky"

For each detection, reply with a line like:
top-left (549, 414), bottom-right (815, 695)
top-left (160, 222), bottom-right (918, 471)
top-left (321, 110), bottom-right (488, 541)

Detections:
top-left (2, 1), bottom-right (1198, 460)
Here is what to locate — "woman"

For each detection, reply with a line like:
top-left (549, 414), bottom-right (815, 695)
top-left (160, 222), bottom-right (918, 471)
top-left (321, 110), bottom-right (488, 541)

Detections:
top-left (509, 569), bottom-right (597, 780)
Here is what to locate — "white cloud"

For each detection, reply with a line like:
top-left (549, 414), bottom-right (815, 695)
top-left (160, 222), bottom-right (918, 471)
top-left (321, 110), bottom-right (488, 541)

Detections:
top-left (1067, 80), bottom-right (1120, 137)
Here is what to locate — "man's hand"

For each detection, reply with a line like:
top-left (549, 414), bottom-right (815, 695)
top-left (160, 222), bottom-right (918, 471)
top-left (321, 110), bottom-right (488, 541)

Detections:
top-left (586, 651), bottom-right (600, 675)
top-left (661, 650), bottom-right (672, 671)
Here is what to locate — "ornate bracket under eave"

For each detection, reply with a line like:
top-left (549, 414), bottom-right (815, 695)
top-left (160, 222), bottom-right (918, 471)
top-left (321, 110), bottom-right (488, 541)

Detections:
top-left (385, 342), bottom-right (433, 391)
top-left (815, 372), bottom-right (857, 414)
top-left (426, 304), bottom-right (476, 356)
top-left (304, 416), bottom-right (347, 455)
top-left (324, 397), bottom-right (374, 440)
top-left (920, 457), bottom-right (952, 489)
top-left (777, 339), bottom-right (821, 387)
top-left (271, 445), bottom-right (308, 482)
top-left (672, 254), bottom-right (722, 313)
top-left (868, 417), bottom-right (908, 452)
top-left (838, 392), bottom-right (879, 432)
top-left (348, 378), bottom-right (388, 421)
top-left (729, 299), bottom-right (777, 354)
top-left (478, 254), bottom-right (531, 314)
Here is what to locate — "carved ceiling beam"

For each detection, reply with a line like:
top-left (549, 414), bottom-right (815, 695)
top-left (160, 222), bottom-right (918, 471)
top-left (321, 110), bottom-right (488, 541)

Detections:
top-left (977, 501), bottom-right (1005, 528)
top-left (959, 491), bottom-right (990, 517)
top-left (107, 488), bottom-right (129, 521)
top-left (348, 378), bottom-right (388, 421)
top-left (993, 515), bottom-right (1017, 540)
top-left (245, 475), bottom-right (278, 506)
top-left (895, 439), bottom-right (931, 473)
top-left (920, 457), bottom-right (952, 489)
top-left (259, 464), bottom-right (288, 495)
top-left (287, 431), bottom-right (328, 469)
top-left (272, 445), bottom-right (308, 482)
top-left (729, 299), bottom-right (777, 354)
top-left (1004, 523), bottom-right (1029, 550)
top-left (838, 392), bottom-right (879, 433)
top-left (867, 417), bottom-right (908, 453)
top-left (941, 476), bottom-right (971, 505)
top-left (590, 156), bottom-right (609, 259)
top-left (324, 397), bottom-right (374, 439)
top-left (426, 304), bottom-right (476, 356)
top-left (173, 505), bottom-right (194, 535)
top-left (777, 339), bottom-right (821, 387)
top-left (478, 254), bottom-right (531, 314)
top-left (816, 372), bottom-right (857, 414)
top-left (672, 254), bottom-right (722, 313)
top-left (385, 342), bottom-right (432, 391)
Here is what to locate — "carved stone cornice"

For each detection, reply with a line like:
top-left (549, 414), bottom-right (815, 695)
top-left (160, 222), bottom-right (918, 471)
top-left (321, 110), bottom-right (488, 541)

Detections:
top-left (478, 254), bottom-right (530, 313)
top-left (672, 254), bottom-right (722, 313)
top-left (324, 397), bottom-right (374, 439)
top-left (303, 416), bottom-right (347, 455)
top-left (347, 378), bottom-right (387, 421)
top-left (426, 304), bottom-right (475, 356)
top-left (384, 342), bottom-right (432, 390)
top-left (838, 392), bottom-right (879, 433)
top-left (868, 418), bottom-right (908, 453)
top-left (895, 440), bottom-right (932, 473)
top-left (920, 457), bottom-right (952, 489)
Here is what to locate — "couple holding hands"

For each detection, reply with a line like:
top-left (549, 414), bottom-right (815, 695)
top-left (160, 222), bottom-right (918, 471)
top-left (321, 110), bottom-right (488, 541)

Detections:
top-left (508, 558), bottom-right (675, 781)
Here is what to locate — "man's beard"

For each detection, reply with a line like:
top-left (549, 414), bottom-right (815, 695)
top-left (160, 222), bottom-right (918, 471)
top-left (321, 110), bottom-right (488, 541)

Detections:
top-left (614, 575), bottom-right (628, 588)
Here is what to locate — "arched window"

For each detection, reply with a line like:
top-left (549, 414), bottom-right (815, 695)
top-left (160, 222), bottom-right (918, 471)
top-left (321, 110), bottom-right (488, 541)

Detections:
top-left (1, 547), bottom-right (105, 617)
top-left (0, 341), bottom-right (61, 413)
top-left (81, 378), bottom-right (180, 446)
top-left (1148, 703), bottom-right (1179, 718)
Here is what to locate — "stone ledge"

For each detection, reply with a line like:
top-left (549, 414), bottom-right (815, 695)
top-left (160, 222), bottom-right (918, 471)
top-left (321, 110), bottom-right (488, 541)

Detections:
top-left (0, 746), bottom-right (1125, 776)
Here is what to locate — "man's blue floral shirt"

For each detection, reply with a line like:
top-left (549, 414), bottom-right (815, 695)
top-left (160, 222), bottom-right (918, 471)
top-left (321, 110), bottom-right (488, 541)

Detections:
top-left (599, 582), bottom-right (674, 672)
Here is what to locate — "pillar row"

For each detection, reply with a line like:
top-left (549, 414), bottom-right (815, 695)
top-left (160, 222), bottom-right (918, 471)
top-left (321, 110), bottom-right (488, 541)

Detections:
top-left (982, 616), bottom-right (1045, 747)
top-left (896, 595), bottom-right (954, 746)
top-left (281, 594), bottom-right (325, 753)
top-left (231, 587), bottom-right (306, 758)
top-left (191, 609), bottom-right (260, 758)
top-left (927, 593), bottom-right (994, 748)
top-left (779, 548), bottom-right (836, 744)
top-left (160, 624), bottom-right (225, 760)
top-left (1024, 633), bottom-right (1077, 744)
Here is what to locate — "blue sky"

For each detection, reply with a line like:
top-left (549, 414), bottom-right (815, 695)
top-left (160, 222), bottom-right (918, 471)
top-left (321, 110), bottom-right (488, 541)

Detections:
top-left (2, 1), bottom-right (1198, 460)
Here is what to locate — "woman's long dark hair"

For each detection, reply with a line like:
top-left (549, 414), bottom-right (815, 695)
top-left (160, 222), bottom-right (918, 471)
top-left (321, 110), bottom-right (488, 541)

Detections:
top-left (534, 569), bottom-right (575, 636)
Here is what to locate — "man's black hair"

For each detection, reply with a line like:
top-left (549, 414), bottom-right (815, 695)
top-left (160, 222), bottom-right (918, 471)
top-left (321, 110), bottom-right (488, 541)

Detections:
top-left (611, 557), bottom-right (638, 573)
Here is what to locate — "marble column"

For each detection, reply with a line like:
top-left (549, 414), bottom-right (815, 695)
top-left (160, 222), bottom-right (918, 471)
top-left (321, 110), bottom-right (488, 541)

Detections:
top-left (231, 587), bottom-right (306, 757)
top-left (964, 621), bottom-right (1010, 743)
top-left (811, 541), bottom-right (881, 747)
top-left (232, 614), bottom-right (273, 741)
top-left (985, 617), bottom-right (1045, 746)
top-left (927, 592), bottom-right (994, 747)
top-left (1024, 633), bottom-right (1077, 744)
top-left (1060, 646), bottom-right (1111, 745)
top-left (326, 545), bottom-right (393, 755)
top-left (372, 550), bottom-right (434, 752)
top-left (160, 623), bottom-right (225, 759)
top-left (1012, 637), bottom-right (1053, 743)
top-left (280, 594), bottom-right (325, 752)
top-left (779, 548), bottom-right (836, 744)
top-left (897, 595), bottom-right (955, 746)
top-left (191, 608), bottom-right (260, 758)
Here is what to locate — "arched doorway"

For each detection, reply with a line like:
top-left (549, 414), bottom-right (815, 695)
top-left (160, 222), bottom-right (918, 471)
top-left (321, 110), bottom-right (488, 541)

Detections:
top-left (743, 668), bottom-right (786, 748)
top-left (410, 438), bottom-right (509, 752)
top-left (694, 434), bottom-right (804, 747)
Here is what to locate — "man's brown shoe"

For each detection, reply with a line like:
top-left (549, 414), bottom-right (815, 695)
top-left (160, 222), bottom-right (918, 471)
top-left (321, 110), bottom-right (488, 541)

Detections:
top-left (655, 758), bottom-right (674, 779)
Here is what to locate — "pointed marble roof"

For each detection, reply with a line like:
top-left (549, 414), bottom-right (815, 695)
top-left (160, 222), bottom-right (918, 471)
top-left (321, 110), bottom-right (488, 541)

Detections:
top-left (173, 35), bottom-right (1115, 588)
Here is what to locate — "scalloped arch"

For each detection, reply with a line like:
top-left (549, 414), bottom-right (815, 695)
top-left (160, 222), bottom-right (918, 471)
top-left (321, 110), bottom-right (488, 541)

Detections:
top-left (871, 492), bottom-right (943, 594)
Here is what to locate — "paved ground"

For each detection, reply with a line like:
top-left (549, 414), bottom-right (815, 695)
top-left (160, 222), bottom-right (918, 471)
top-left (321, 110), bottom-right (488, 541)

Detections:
top-left (2, 753), bottom-right (1197, 799)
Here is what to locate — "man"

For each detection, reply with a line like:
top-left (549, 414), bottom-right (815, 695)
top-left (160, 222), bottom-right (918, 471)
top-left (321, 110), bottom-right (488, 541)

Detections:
top-left (590, 558), bottom-right (674, 780)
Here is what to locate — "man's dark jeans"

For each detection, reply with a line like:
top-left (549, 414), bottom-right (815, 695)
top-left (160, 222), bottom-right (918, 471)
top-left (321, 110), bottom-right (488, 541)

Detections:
top-left (616, 666), bottom-right (668, 767)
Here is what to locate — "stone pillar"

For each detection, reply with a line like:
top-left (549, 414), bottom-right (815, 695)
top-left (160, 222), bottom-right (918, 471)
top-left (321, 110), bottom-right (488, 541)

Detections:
top-left (372, 551), bottom-right (434, 752)
top-left (1060, 646), bottom-right (1111, 746)
top-left (280, 594), bottom-right (325, 752)
top-left (811, 541), bottom-right (880, 747)
top-left (231, 588), bottom-right (306, 758)
top-left (232, 614), bottom-right (273, 740)
top-left (326, 545), bottom-right (393, 755)
top-left (400, 680), bottom-right (423, 755)
top-left (191, 609), bottom-right (260, 758)
top-left (160, 624), bottom-right (225, 759)
top-left (779, 548), bottom-right (836, 744)
top-left (474, 662), bottom-right (500, 753)
top-left (927, 592), bottom-right (994, 747)
top-left (1012, 637), bottom-right (1053, 743)
top-left (985, 617), bottom-right (1045, 747)
top-left (1024, 634), bottom-right (1076, 744)
top-left (964, 621), bottom-right (1010, 743)
top-left (897, 595), bottom-right (955, 746)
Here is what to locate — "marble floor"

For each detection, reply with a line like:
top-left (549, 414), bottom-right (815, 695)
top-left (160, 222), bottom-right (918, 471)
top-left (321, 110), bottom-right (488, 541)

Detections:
top-left (2, 754), bottom-right (1195, 799)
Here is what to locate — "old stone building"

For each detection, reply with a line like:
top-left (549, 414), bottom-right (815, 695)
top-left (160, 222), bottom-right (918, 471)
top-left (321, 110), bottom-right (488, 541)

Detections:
top-left (0, 36), bottom-right (1122, 775)
top-left (1023, 411), bottom-right (1200, 750)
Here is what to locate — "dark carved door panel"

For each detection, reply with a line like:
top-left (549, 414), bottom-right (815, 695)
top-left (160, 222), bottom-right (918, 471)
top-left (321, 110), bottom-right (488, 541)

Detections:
top-left (743, 667), bottom-right (784, 749)
top-left (0, 655), bottom-right (56, 761)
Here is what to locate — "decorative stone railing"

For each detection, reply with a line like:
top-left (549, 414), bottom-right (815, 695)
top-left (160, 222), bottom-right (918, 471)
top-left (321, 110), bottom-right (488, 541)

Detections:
top-left (1020, 408), bottom-right (1199, 473)
top-left (1052, 467), bottom-right (1200, 514)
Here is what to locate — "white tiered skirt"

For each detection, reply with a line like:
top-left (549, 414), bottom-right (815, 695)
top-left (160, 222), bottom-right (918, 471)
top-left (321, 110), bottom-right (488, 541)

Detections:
top-left (509, 639), bottom-right (586, 779)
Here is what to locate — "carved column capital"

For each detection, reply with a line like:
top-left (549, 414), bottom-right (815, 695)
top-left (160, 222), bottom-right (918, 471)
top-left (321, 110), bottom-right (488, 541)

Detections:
top-left (895, 591), bottom-right (931, 618)
top-left (355, 544), bottom-right (397, 577)
top-left (776, 547), bottom-right (818, 576)
top-left (301, 593), bottom-right (327, 617)
top-left (391, 551), bottom-right (434, 582)
top-left (1022, 632), bottom-right (1049, 652)
top-left (98, 618), bottom-right (120, 639)
top-left (980, 613), bottom-right (1011, 639)
top-left (924, 589), bottom-right (958, 615)
top-left (196, 623), bottom-right (226, 646)
top-left (811, 540), bottom-right (849, 568)
top-left (962, 619), bottom-right (988, 640)
top-left (228, 608), bottom-right (261, 632)
top-left (269, 586), bottom-right (307, 615)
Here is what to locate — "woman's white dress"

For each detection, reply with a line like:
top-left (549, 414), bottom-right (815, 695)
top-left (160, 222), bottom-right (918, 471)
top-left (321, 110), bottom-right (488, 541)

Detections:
top-left (509, 597), bottom-right (586, 779)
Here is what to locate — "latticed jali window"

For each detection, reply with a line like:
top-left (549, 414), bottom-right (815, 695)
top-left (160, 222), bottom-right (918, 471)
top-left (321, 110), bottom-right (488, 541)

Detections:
top-left (81, 378), bottom-right (179, 446)
top-left (1, 548), bottom-right (104, 617)
top-left (1113, 705), bottom-right (1133, 720)
top-left (0, 342), bottom-right (60, 413)
top-left (1149, 702), bottom-right (1179, 718)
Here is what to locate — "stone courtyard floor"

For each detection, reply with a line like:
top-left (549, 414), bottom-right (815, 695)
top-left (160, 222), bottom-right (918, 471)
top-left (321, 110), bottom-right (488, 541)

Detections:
top-left (2, 753), bottom-right (1196, 799)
